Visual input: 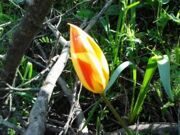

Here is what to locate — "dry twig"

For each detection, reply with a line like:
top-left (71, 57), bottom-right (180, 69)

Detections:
top-left (24, 0), bottom-right (114, 134)
top-left (24, 34), bottom-right (69, 135)
top-left (105, 123), bottom-right (178, 135)
top-left (58, 77), bottom-right (88, 134)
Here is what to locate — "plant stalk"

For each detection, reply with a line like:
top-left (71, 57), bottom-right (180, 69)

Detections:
top-left (101, 93), bottom-right (132, 135)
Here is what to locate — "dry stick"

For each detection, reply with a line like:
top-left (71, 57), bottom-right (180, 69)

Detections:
top-left (58, 77), bottom-right (88, 134)
top-left (58, 80), bottom-right (78, 135)
top-left (0, 0), bottom-right (53, 84)
top-left (58, 77), bottom-right (73, 102)
top-left (0, 21), bottom-right (11, 27)
top-left (58, 1), bottom-right (114, 133)
top-left (34, 39), bottom-right (48, 61)
top-left (104, 123), bottom-right (178, 135)
top-left (17, 55), bottom-right (59, 88)
top-left (0, 1), bottom-right (53, 120)
top-left (45, 0), bottom-right (91, 24)
top-left (24, 37), bottom-right (69, 135)
top-left (26, 56), bottom-right (46, 69)
top-left (0, 86), bottom-right (39, 92)
top-left (25, 0), bottom-right (114, 134)
top-left (58, 0), bottom-right (114, 133)
top-left (84, 0), bottom-right (113, 32)
top-left (49, 22), bottom-right (89, 134)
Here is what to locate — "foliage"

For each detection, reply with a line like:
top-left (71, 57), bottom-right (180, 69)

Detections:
top-left (0, 0), bottom-right (179, 134)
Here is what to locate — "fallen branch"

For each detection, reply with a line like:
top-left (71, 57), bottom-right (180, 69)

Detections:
top-left (24, 38), bottom-right (69, 135)
top-left (25, 0), bottom-right (114, 134)
top-left (84, 0), bottom-right (113, 32)
top-left (58, 77), bottom-right (89, 134)
top-left (105, 123), bottom-right (179, 135)
top-left (0, 0), bottom-right (53, 84)
top-left (49, 22), bottom-right (89, 134)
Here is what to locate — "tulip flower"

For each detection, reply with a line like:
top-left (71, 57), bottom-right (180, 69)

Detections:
top-left (69, 23), bottom-right (109, 94)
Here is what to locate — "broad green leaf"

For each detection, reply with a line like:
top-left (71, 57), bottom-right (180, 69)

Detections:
top-left (140, 56), bottom-right (158, 94)
top-left (157, 55), bottom-right (174, 101)
top-left (105, 61), bottom-right (133, 93)
top-left (130, 56), bottom-right (158, 122)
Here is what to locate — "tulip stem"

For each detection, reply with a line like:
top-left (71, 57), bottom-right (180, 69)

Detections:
top-left (101, 93), bottom-right (132, 135)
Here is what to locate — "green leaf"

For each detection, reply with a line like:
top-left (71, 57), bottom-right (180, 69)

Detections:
top-left (140, 57), bottom-right (158, 94)
top-left (130, 56), bottom-right (158, 122)
top-left (105, 61), bottom-right (133, 93)
top-left (157, 55), bottom-right (174, 101)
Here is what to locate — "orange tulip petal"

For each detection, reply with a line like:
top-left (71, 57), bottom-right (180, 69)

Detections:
top-left (71, 28), bottom-right (87, 53)
top-left (77, 58), bottom-right (94, 91)
top-left (69, 23), bottom-right (109, 94)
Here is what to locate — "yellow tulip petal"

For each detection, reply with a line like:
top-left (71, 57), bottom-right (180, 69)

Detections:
top-left (72, 53), bottom-right (107, 93)
top-left (71, 54), bottom-right (93, 91)
top-left (71, 27), bottom-right (87, 53)
top-left (69, 23), bottom-right (109, 93)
